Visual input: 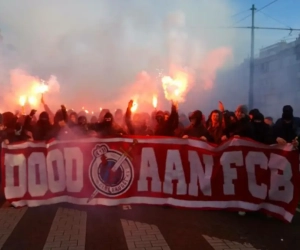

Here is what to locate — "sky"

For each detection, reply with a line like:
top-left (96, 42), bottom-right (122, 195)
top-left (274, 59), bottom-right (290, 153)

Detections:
top-left (232, 0), bottom-right (300, 57)
top-left (0, 0), bottom-right (299, 114)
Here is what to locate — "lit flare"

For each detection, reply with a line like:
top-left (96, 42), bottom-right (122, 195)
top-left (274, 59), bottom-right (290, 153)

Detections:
top-left (35, 81), bottom-right (49, 94)
top-left (131, 101), bottom-right (138, 112)
top-left (161, 70), bottom-right (189, 103)
top-left (19, 96), bottom-right (26, 106)
top-left (152, 95), bottom-right (158, 109)
top-left (28, 96), bottom-right (37, 106)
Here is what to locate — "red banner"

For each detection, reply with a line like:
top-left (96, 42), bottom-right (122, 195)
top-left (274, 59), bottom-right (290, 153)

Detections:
top-left (1, 137), bottom-right (299, 222)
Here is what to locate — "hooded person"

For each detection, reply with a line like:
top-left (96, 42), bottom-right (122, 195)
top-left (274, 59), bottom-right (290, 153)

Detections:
top-left (275, 105), bottom-right (300, 127)
top-left (32, 111), bottom-right (53, 141)
top-left (251, 111), bottom-right (272, 144)
top-left (0, 111), bottom-right (32, 144)
top-left (181, 110), bottom-right (211, 141)
top-left (47, 106), bottom-right (74, 140)
top-left (229, 105), bottom-right (254, 139)
top-left (98, 109), bottom-right (110, 122)
top-left (249, 109), bottom-right (260, 121)
top-left (71, 116), bottom-right (90, 136)
top-left (154, 102), bottom-right (178, 136)
top-left (272, 105), bottom-right (300, 146)
top-left (94, 111), bottom-right (126, 137)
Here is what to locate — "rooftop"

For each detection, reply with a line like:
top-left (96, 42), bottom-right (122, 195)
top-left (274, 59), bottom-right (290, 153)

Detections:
top-left (259, 34), bottom-right (300, 58)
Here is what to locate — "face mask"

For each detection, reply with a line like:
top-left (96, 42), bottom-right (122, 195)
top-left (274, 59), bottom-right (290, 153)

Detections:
top-left (282, 113), bottom-right (293, 121)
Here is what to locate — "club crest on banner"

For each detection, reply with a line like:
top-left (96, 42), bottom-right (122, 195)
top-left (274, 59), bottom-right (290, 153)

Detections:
top-left (88, 139), bottom-right (137, 202)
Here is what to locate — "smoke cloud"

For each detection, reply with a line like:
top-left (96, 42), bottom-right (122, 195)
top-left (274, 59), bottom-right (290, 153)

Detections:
top-left (0, 0), bottom-right (241, 115)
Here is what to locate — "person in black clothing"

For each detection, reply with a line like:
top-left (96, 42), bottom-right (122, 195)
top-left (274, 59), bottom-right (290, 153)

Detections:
top-left (0, 111), bottom-right (32, 144)
top-left (181, 110), bottom-right (211, 141)
top-left (230, 105), bottom-right (254, 139)
top-left (249, 109), bottom-right (260, 121)
top-left (94, 111), bottom-right (125, 137)
top-left (47, 106), bottom-right (74, 140)
top-left (98, 109), bottom-right (110, 122)
top-left (73, 116), bottom-right (97, 137)
top-left (32, 111), bottom-right (53, 141)
top-left (73, 116), bottom-right (89, 136)
top-left (251, 111), bottom-right (272, 144)
top-left (272, 105), bottom-right (300, 147)
top-left (154, 102), bottom-right (178, 136)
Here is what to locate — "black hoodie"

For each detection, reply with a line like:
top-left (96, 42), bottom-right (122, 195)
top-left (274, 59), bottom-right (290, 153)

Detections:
top-left (182, 110), bottom-right (211, 139)
top-left (94, 112), bottom-right (125, 136)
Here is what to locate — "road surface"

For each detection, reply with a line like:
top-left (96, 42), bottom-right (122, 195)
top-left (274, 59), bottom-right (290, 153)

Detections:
top-left (0, 197), bottom-right (299, 250)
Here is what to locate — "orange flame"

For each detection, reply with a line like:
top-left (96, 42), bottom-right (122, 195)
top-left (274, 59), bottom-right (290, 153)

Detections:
top-left (34, 81), bottom-right (49, 94)
top-left (152, 95), bottom-right (158, 108)
top-left (85, 110), bottom-right (89, 114)
top-left (19, 96), bottom-right (26, 106)
top-left (28, 96), bottom-right (37, 106)
top-left (161, 70), bottom-right (189, 103)
top-left (131, 101), bottom-right (138, 112)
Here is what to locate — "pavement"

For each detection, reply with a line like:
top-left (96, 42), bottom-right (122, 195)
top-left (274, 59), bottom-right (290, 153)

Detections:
top-left (0, 196), bottom-right (299, 250)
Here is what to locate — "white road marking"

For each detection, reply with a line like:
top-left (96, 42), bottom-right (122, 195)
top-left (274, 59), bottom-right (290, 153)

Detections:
top-left (202, 235), bottom-right (260, 250)
top-left (121, 219), bottom-right (170, 250)
top-left (43, 208), bottom-right (87, 250)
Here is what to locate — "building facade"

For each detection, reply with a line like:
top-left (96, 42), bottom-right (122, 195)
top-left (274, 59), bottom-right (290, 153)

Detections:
top-left (253, 35), bottom-right (300, 119)
top-left (214, 35), bottom-right (300, 119)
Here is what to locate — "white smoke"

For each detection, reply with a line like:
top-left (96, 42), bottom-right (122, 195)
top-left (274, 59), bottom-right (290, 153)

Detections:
top-left (0, 0), bottom-right (241, 114)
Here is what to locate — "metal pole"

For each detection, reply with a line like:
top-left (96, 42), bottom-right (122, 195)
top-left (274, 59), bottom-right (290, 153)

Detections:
top-left (248, 4), bottom-right (256, 110)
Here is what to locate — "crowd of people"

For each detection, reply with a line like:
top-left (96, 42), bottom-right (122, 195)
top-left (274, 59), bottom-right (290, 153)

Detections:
top-left (0, 97), bottom-right (299, 148)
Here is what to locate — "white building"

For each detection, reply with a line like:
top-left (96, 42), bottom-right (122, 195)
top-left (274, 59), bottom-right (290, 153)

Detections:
top-left (253, 36), bottom-right (300, 119)
top-left (214, 35), bottom-right (300, 119)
